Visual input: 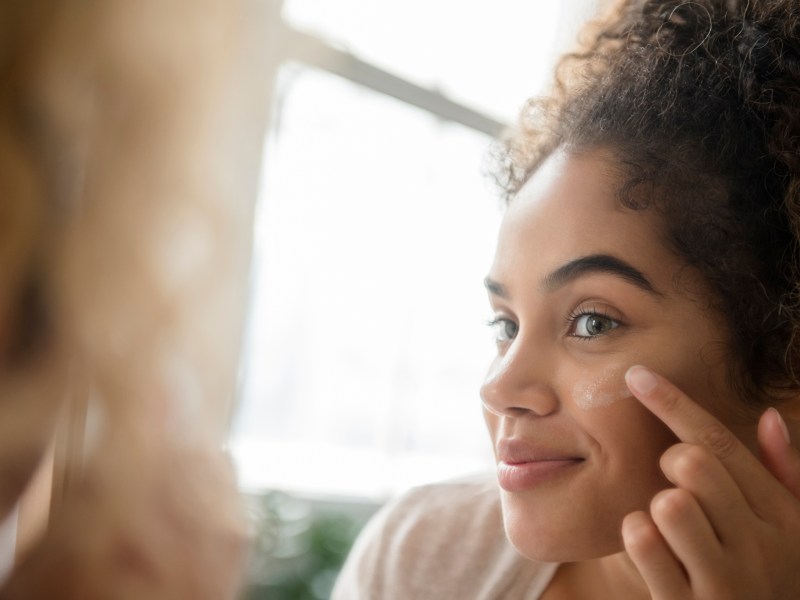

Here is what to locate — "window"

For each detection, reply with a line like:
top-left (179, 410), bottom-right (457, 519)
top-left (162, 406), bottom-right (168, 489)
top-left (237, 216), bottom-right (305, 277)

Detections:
top-left (230, 0), bottom-right (601, 500)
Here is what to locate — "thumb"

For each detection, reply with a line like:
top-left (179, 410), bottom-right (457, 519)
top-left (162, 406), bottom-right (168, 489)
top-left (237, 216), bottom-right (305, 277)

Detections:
top-left (758, 407), bottom-right (800, 499)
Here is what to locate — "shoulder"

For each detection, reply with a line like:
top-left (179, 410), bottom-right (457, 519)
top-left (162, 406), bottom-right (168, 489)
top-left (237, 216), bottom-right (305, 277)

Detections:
top-left (332, 474), bottom-right (557, 600)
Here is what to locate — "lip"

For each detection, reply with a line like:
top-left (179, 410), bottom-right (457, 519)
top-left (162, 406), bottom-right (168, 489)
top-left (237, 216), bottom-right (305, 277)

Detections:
top-left (495, 438), bottom-right (585, 492)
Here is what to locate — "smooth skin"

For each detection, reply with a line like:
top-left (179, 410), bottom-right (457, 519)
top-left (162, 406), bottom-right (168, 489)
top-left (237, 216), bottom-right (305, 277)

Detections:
top-left (482, 148), bottom-right (800, 599)
top-left (621, 365), bottom-right (800, 599)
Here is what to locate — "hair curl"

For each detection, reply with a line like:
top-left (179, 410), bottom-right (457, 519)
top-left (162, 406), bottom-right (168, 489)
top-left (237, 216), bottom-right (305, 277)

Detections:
top-left (496, 0), bottom-right (800, 406)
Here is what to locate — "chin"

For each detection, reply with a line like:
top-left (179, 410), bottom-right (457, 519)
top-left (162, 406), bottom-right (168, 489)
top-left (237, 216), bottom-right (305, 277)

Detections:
top-left (500, 492), bottom-right (625, 563)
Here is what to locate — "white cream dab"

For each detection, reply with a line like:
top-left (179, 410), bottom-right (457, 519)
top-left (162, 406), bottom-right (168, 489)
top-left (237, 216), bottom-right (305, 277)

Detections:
top-left (572, 365), bottom-right (634, 410)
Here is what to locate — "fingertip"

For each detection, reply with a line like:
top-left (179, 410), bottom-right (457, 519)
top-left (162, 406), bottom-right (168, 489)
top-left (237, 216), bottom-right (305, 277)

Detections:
top-left (758, 406), bottom-right (800, 499)
top-left (649, 487), bottom-right (695, 526)
top-left (621, 510), bottom-right (661, 557)
top-left (622, 509), bottom-right (647, 528)
top-left (622, 510), bottom-right (652, 542)
top-left (621, 510), bottom-right (689, 597)
top-left (769, 407), bottom-right (791, 445)
top-left (759, 407), bottom-right (791, 449)
top-left (626, 365), bottom-right (658, 396)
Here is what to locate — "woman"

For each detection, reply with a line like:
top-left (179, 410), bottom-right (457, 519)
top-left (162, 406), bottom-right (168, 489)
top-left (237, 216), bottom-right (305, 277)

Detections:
top-left (333, 0), bottom-right (800, 598)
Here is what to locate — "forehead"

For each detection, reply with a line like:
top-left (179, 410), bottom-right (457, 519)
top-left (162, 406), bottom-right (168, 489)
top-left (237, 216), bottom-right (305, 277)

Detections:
top-left (492, 149), bottom-right (680, 290)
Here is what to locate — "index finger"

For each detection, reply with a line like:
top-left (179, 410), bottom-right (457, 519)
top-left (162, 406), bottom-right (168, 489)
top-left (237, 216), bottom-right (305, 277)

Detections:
top-left (625, 364), bottom-right (784, 514)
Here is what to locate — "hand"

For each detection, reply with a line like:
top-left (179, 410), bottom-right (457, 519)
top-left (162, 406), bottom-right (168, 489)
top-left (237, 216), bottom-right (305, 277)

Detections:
top-left (620, 365), bottom-right (800, 600)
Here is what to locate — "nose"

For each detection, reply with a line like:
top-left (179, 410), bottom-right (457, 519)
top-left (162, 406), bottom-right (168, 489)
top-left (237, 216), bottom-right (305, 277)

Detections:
top-left (480, 341), bottom-right (559, 418)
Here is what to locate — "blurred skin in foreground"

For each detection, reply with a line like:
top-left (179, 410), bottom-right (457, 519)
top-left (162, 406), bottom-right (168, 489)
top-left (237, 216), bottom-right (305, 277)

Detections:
top-left (0, 2), bottom-right (254, 598)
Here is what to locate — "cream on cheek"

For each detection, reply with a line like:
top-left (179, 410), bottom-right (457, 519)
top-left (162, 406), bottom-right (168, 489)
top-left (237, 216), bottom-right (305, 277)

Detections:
top-left (571, 364), bottom-right (633, 410)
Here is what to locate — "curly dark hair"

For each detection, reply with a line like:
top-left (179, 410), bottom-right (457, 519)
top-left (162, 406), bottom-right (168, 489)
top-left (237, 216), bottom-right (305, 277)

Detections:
top-left (495, 0), bottom-right (800, 407)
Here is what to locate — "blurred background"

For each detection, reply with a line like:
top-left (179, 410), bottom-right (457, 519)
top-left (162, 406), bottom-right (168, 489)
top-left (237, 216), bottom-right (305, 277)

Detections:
top-left (231, 1), bottom-right (605, 598)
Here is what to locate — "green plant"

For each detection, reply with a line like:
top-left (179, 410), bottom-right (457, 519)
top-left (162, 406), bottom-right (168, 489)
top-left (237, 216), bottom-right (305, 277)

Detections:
top-left (242, 491), bottom-right (367, 600)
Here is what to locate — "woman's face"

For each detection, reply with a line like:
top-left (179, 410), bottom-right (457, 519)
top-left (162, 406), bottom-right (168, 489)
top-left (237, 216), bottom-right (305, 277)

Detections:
top-left (481, 149), bottom-right (757, 562)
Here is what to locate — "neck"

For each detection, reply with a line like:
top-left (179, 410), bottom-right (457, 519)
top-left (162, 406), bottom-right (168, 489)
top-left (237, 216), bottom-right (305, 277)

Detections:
top-left (548, 550), bottom-right (652, 600)
top-left (594, 550), bottom-right (651, 599)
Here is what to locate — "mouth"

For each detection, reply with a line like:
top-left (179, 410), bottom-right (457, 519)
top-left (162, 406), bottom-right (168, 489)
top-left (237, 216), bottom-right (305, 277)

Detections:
top-left (495, 438), bottom-right (585, 492)
top-left (496, 459), bottom-right (584, 492)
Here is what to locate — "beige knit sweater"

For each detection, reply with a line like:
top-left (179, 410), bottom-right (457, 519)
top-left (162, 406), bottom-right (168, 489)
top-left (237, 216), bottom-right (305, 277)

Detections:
top-left (332, 476), bottom-right (558, 599)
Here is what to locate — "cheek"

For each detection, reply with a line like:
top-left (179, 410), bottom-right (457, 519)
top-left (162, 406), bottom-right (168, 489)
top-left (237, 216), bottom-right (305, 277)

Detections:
top-left (636, 335), bottom-right (747, 430)
top-left (597, 400), bottom-right (677, 455)
top-left (570, 364), bottom-right (633, 411)
top-left (583, 399), bottom-right (677, 505)
top-left (565, 364), bottom-right (677, 478)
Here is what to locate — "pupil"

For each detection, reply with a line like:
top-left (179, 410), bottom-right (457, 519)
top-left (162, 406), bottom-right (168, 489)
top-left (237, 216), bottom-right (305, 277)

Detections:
top-left (588, 317), bottom-right (605, 334)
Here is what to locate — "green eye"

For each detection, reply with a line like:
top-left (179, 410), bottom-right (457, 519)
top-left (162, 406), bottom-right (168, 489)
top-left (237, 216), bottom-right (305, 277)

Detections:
top-left (572, 313), bottom-right (618, 338)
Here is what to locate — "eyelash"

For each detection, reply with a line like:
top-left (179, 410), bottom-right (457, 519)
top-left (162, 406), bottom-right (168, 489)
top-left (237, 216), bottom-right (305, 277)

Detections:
top-left (486, 305), bottom-right (622, 345)
top-left (565, 304), bottom-right (621, 341)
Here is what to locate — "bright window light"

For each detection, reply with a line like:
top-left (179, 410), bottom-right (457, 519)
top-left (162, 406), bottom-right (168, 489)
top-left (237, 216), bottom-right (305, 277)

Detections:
top-left (230, 2), bottom-right (601, 501)
top-left (283, 0), bottom-right (597, 122)
top-left (231, 65), bottom-right (500, 499)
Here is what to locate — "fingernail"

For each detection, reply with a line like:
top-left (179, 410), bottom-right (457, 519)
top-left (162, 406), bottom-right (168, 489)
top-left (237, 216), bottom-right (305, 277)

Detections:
top-left (626, 365), bottom-right (658, 396)
top-left (768, 407), bottom-right (791, 445)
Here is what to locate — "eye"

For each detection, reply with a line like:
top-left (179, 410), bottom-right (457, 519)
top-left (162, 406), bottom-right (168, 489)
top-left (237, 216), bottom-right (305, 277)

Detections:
top-left (487, 317), bottom-right (518, 343)
top-left (570, 313), bottom-right (619, 338)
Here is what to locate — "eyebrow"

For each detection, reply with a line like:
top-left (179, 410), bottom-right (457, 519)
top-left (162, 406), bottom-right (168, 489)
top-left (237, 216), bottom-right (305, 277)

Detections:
top-left (483, 277), bottom-right (508, 298)
top-left (484, 253), bottom-right (661, 298)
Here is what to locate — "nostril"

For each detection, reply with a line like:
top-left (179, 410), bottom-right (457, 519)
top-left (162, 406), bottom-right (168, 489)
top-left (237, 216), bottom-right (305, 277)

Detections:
top-left (481, 387), bottom-right (535, 417)
top-left (482, 399), bottom-right (534, 418)
top-left (481, 382), bottom-right (559, 418)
